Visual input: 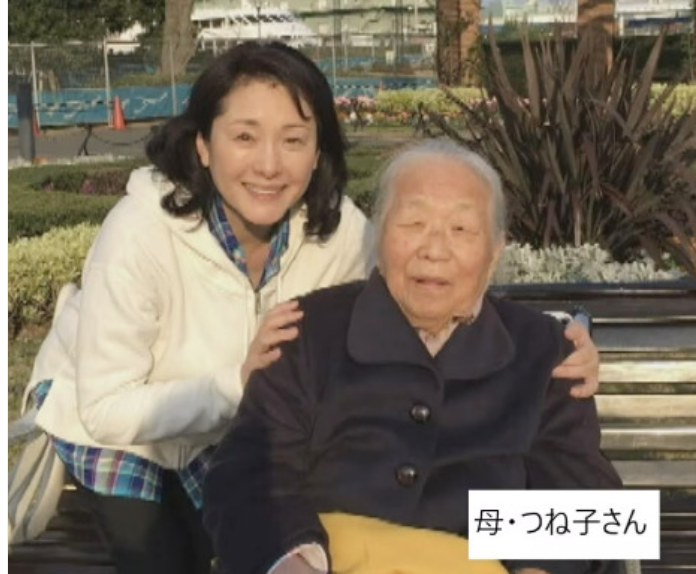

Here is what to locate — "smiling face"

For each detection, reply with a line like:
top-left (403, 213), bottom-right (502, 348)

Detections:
top-left (378, 154), bottom-right (504, 334)
top-left (196, 78), bottom-right (319, 242)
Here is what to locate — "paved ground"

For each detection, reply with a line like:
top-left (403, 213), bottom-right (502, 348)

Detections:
top-left (8, 122), bottom-right (160, 162)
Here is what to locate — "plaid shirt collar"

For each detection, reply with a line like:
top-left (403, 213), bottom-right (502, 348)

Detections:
top-left (207, 193), bottom-right (289, 289)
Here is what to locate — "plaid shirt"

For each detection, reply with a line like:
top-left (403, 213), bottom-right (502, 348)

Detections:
top-left (207, 192), bottom-right (289, 287)
top-left (37, 196), bottom-right (289, 508)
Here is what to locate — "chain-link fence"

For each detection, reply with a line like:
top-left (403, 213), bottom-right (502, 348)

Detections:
top-left (9, 42), bottom-right (111, 127)
top-left (8, 36), bottom-right (437, 129)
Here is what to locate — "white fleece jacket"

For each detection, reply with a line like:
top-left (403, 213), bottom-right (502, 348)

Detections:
top-left (32, 166), bottom-right (375, 468)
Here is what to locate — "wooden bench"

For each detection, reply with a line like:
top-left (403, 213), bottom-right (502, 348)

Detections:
top-left (493, 279), bottom-right (696, 573)
top-left (8, 279), bottom-right (696, 573)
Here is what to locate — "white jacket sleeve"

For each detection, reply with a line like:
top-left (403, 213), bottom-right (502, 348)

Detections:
top-left (75, 243), bottom-right (242, 447)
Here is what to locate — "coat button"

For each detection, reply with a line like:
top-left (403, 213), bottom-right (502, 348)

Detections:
top-left (395, 464), bottom-right (419, 487)
top-left (410, 404), bottom-right (431, 423)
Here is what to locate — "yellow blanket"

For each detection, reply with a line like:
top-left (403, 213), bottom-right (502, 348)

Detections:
top-left (319, 513), bottom-right (506, 574)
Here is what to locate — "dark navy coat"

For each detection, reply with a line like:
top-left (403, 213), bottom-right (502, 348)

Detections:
top-left (204, 271), bottom-right (622, 574)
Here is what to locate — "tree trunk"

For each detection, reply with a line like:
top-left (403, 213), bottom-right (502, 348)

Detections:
top-left (577, 0), bottom-right (615, 80)
top-left (436, 0), bottom-right (481, 86)
top-left (160, 0), bottom-right (197, 79)
top-left (692, 1), bottom-right (696, 81)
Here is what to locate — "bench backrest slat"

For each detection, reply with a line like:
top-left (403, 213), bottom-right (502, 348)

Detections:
top-left (613, 460), bottom-right (696, 488)
top-left (601, 426), bottom-right (696, 451)
top-left (592, 325), bottom-right (696, 352)
top-left (599, 361), bottom-right (696, 383)
top-left (596, 395), bottom-right (696, 419)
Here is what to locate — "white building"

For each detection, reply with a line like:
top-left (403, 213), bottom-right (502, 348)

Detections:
top-left (615, 0), bottom-right (693, 35)
top-left (192, 1), bottom-right (321, 50)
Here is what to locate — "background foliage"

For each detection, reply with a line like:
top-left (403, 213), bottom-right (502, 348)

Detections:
top-left (8, 161), bottom-right (144, 241)
top-left (481, 33), bottom-right (696, 91)
top-left (372, 84), bottom-right (696, 119)
top-left (9, 224), bottom-right (99, 338)
top-left (8, 0), bottom-right (163, 43)
top-left (428, 28), bottom-right (696, 275)
top-left (8, 0), bottom-right (195, 77)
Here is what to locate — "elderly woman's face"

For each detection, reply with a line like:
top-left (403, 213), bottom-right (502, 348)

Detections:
top-left (378, 155), bottom-right (504, 334)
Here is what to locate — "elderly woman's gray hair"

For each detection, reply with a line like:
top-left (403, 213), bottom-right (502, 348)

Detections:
top-left (372, 140), bottom-right (507, 242)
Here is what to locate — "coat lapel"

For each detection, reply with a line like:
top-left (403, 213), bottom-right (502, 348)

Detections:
top-left (347, 271), bottom-right (433, 369)
top-left (435, 298), bottom-right (515, 380)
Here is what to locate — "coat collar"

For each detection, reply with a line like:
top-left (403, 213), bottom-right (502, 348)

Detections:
top-left (347, 270), bottom-right (515, 380)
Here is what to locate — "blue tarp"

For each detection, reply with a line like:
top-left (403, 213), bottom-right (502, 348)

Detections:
top-left (8, 77), bottom-right (437, 128)
top-left (8, 85), bottom-right (192, 128)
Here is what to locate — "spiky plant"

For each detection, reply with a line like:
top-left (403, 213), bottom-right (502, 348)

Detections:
top-left (429, 27), bottom-right (696, 276)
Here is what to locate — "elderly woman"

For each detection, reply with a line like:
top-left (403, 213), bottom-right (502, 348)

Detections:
top-left (203, 140), bottom-right (622, 574)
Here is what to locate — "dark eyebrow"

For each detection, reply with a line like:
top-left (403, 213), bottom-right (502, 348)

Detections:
top-left (224, 119), bottom-right (313, 130)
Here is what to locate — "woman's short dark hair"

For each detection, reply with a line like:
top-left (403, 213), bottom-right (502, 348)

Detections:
top-left (146, 41), bottom-right (347, 239)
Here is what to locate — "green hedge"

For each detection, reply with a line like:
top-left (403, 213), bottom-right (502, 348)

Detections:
top-left (372, 85), bottom-right (696, 117)
top-left (8, 160), bottom-right (146, 241)
top-left (375, 87), bottom-right (483, 117)
top-left (9, 223), bottom-right (100, 337)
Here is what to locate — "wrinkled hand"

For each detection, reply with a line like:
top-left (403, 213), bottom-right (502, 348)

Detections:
top-left (241, 300), bottom-right (304, 387)
top-left (271, 554), bottom-right (323, 574)
top-left (552, 319), bottom-right (600, 398)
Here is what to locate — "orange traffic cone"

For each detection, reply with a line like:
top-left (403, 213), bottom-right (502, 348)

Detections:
top-left (111, 96), bottom-right (126, 130)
